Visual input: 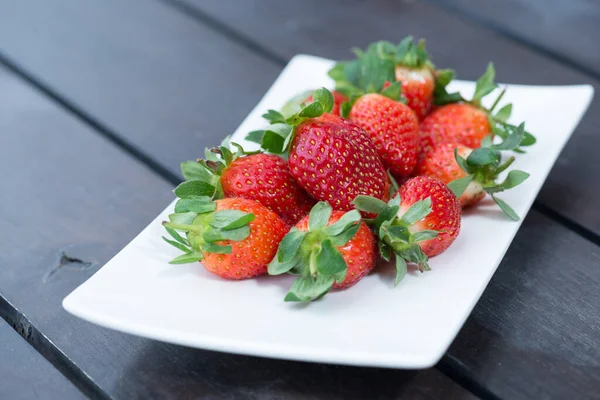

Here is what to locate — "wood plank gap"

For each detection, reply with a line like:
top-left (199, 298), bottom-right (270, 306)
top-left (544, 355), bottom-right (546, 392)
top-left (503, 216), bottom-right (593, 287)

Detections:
top-left (0, 51), bottom-right (181, 186)
top-left (0, 295), bottom-right (110, 400)
top-left (437, 355), bottom-right (501, 400)
top-left (158, 0), bottom-right (288, 66)
top-left (533, 201), bottom-right (600, 246)
top-left (425, 0), bottom-right (600, 82)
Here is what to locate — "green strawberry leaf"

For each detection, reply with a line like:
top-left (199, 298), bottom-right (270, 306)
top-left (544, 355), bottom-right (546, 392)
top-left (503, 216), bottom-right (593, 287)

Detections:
top-left (485, 170), bottom-right (530, 194)
top-left (380, 81), bottom-right (402, 101)
top-left (298, 102), bottom-right (324, 118)
top-left (492, 122), bottom-right (526, 151)
top-left (394, 256), bottom-right (408, 286)
top-left (399, 198), bottom-right (432, 226)
top-left (378, 241), bottom-right (392, 262)
top-left (308, 201), bottom-right (332, 231)
top-left (246, 130), bottom-right (265, 144)
top-left (276, 228), bottom-right (306, 263)
top-left (164, 226), bottom-right (189, 246)
top-left (410, 230), bottom-right (438, 243)
top-left (169, 251), bottom-right (204, 264)
top-left (168, 211), bottom-right (198, 225)
top-left (280, 90), bottom-right (312, 118)
top-left (352, 195), bottom-right (389, 214)
top-left (162, 236), bottom-right (190, 253)
top-left (268, 255), bottom-right (299, 276)
top-left (210, 210), bottom-right (252, 230)
top-left (284, 275), bottom-right (335, 302)
top-left (203, 243), bottom-right (233, 254)
top-left (454, 148), bottom-right (474, 174)
top-left (203, 226), bottom-right (250, 243)
top-left (448, 174), bottom-right (474, 198)
top-left (324, 209), bottom-right (361, 236)
top-left (313, 87), bottom-right (334, 114)
top-left (262, 109), bottom-right (286, 124)
top-left (174, 180), bottom-right (216, 199)
top-left (316, 239), bottom-right (348, 283)
top-left (174, 197), bottom-right (216, 213)
top-left (472, 62), bottom-right (498, 104)
top-left (466, 147), bottom-right (501, 167)
top-left (181, 161), bottom-right (214, 182)
top-left (492, 195), bottom-right (520, 221)
top-left (494, 103), bottom-right (512, 122)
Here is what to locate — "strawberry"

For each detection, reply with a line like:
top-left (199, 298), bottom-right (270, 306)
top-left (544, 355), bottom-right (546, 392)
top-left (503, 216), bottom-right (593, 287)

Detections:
top-left (247, 88), bottom-right (388, 212)
top-left (354, 176), bottom-right (461, 284)
top-left (329, 38), bottom-right (456, 121)
top-left (443, 124), bottom-right (530, 220)
top-left (181, 146), bottom-right (315, 225)
top-left (417, 142), bottom-right (485, 207)
top-left (419, 63), bottom-right (536, 159)
top-left (305, 90), bottom-right (348, 117)
top-left (162, 197), bottom-right (288, 279)
top-left (347, 92), bottom-right (420, 179)
top-left (268, 202), bottom-right (376, 301)
top-left (281, 90), bottom-right (348, 118)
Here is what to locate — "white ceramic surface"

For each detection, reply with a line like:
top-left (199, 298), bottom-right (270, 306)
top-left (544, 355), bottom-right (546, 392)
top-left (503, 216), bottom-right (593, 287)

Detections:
top-left (63, 55), bottom-right (593, 368)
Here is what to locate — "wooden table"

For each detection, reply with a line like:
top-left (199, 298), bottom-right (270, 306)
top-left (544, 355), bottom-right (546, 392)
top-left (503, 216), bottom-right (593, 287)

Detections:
top-left (1, 1), bottom-right (599, 398)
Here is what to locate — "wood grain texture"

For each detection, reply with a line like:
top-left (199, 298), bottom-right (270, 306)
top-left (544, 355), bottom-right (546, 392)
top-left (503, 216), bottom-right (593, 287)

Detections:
top-left (0, 0), bottom-right (282, 176)
top-left (437, 0), bottom-right (600, 75)
top-left (178, 0), bottom-right (600, 237)
top-left (0, 321), bottom-right (84, 400)
top-left (0, 67), bottom-right (473, 399)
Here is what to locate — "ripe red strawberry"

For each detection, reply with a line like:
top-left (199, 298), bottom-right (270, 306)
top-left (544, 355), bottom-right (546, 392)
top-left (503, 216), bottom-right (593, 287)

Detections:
top-left (296, 210), bottom-right (376, 289)
top-left (397, 176), bottom-right (462, 257)
top-left (249, 88), bottom-right (388, 212)
top-left (418, 63), bottom-right (536, 162)
top-left (305, 90), bottom-right (348, 116)
top-left (348, 93), bottom-right (420, 178)
top-left (418, 142), bottom-right (485, 207)
top-left (419, 124), bottom-right (531, 220)
top-left (354, 176), bottom-right (461, 285)
top-left (162, 197), bottom-right (288, 280)
top-left (181, 146), bottom-right (315, 225)
top-left (269, 202), bottom-right (376, 301)
top-left (420, 102), bottom-right (490, 153)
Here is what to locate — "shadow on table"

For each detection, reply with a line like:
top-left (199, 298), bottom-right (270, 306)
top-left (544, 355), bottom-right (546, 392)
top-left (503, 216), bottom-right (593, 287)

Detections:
top-left (111, 342), bottom-right (464, 400)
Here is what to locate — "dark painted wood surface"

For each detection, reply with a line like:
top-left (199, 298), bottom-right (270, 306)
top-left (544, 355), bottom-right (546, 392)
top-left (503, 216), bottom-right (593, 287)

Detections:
top-left (0, 0), bottom-right (281, 177)
top-left (0, 321), bottom-right (83, 400)
top-left (0, 62), bottom-right (473, 398)
top-left (438, 0), bottom-right (600, 76)
top-left (0, 0), bottom-right (599, 399)
top-left (2, 1), bottom-right (600, 236)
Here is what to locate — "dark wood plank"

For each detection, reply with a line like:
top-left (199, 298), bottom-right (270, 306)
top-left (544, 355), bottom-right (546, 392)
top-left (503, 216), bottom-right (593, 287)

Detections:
top-left (438, 0), bottom-right (600, 76)
top-left (0, 321), bottom-right (84, 400)
top-left (0, 66), bottom-right (473, 399)
top-left (179, 0), bottom-right (600, 237)
top-left (0, 0), bottom-right (282, 176)
top-left (2, 0), bottom-right (600, 236)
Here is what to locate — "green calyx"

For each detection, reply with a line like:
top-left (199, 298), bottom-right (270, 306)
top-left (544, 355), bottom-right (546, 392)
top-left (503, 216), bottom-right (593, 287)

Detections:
top-left (353, 195), bottom-right (438, 285)
top-left (328, 41), bottom-right (406, 117)
top-left (162, 196), bottom-right (255, 264)
top-left (246, 87), bottom-right (334, 155)
top-left (268, 201), bottom-right (362, 302)
top-left (177, 142), bottom-right (259, 200)
top-left (437, 63), bottom-right (536, 151)
top-left (448, 122), bottom-right (531, 221)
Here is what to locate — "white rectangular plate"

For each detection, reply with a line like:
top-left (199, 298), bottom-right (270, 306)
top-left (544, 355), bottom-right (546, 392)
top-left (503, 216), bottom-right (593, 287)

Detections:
top-left (63, 55), bottom-right (593, 368)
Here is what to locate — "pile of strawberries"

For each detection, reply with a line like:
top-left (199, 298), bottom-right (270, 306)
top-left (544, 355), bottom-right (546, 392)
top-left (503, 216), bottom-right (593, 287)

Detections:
top-left (162, 38), bottom-right (535, 302)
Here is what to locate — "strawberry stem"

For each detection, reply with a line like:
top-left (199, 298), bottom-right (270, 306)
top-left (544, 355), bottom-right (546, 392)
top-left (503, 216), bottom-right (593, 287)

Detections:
top-left (489, 87), bottom-right (507, 113)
